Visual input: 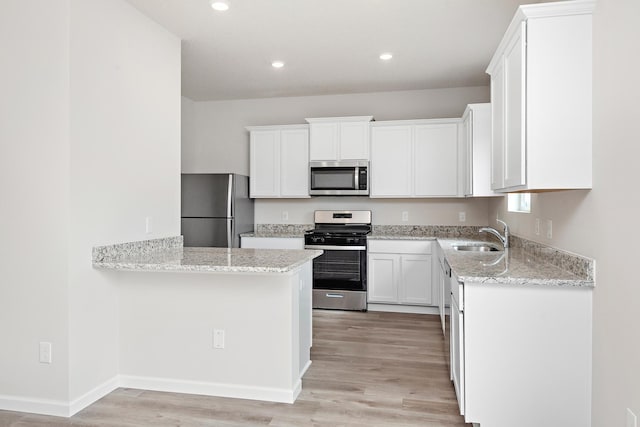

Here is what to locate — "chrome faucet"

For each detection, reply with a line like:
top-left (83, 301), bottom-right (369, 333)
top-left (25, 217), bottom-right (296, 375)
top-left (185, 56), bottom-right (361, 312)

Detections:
top-left (479, 219), bottom-right (510, 249)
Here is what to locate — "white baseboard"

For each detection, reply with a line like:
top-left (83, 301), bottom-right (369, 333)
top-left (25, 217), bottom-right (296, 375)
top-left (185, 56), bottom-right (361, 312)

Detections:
top-left (119, 375), bottom-right (299, 404)
top-left (299, 360), bottom-right (312, 378)
top-left (0, 373), bottom-right (302, 418)
top-left (0, 376), bottom-right (119, 418)
top-left (367, 303), bottom-right (439, 315)
top-left (68, 376), bottom-right (120, 416)
top-left (0, 394), bottom-right (70, 418)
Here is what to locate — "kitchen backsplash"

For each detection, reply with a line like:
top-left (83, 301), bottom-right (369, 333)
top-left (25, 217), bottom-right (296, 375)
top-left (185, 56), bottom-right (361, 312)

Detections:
top-left (510, 235), bottom-right (594, 281)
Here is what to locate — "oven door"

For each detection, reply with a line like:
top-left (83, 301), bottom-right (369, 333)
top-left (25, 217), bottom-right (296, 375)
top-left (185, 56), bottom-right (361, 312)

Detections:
top-left (304, 244), bottom-right (368, 311)
top-left (306, 245), bottom-right (366, 291)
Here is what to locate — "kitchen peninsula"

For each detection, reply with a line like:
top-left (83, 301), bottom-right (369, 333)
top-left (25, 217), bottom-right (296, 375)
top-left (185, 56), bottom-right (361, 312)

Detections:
top-left (92, 236), bottom-right (322, 404)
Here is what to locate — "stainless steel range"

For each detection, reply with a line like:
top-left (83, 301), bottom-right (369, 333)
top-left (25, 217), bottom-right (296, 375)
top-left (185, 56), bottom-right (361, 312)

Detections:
top-left (304, 210), bottom-right (371, 311)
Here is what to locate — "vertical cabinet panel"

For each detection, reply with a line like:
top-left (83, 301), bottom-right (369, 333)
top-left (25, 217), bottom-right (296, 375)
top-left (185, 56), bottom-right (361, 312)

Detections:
top-left (339, 121), bottom-right (370, 160)
top-left (370, 126), bottom-right (413, 197)
top-left (491, 63), bottom-right (505, 191)
top-left (400, 255), bottom-right (432, 305)
top-left (249, 130), bottom-right (280, 197)
top-left (368, 254), bottom-right (399, 303)
top-left (280, 129), bottom-right (310, 197)
top-left (414, 124), bottom-right (459, 197)
top-left (309, 122), bottom-right (338, 161)
top-left (503, 22), bottom-right (527, 188)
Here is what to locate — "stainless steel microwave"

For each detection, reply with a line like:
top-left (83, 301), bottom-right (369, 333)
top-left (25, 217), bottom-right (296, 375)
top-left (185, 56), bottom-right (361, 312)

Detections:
top-left (309, 160), bottom-right (369, 196)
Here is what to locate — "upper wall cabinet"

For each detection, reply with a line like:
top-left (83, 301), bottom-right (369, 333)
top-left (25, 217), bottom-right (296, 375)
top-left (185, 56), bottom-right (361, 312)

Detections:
top-left (306, 116), bottom-right (373, 161)
top-left (370, 119), bottom-right (462, 198)
top-left (247, 124), bottom-right (310, 198)
top-left (486, 0), bottom-right (594, 192)
top-left (461, 103), bottom-right (499, 197)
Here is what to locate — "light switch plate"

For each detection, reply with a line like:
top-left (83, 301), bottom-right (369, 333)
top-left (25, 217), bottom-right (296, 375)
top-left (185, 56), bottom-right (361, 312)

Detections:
top-left (401, 211), bottom-right (409, 222)
top-left (546, 219), bottom-right (553, 239)
top-left (535, 218), bottom-right (540, 235)
top-left (39, 342), bottom-right (52, 364)
top-left (213, 329), bottom-right (225, 349)
top-left (458, 212), bottom-right (466, 222)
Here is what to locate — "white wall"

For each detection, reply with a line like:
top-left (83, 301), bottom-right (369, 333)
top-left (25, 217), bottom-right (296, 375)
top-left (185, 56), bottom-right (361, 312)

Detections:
top-left (182, 86), bottom-right (489, 175)
top-left (0, 0), bottom-right (181, 415)
top-left (257, 197), bottom-right (490, 226)
top-left (0, 0), bottom-right (71, 403)
top-left (67, 0), bottom-right (181, 403)
top-left (488, 0), bottom-right (640, 424)
top-left (182, 86), bottom-right (491, 226)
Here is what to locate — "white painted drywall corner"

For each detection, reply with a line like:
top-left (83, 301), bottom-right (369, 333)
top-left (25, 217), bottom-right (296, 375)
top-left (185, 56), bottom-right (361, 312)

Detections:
top-left (0, 0), bottom-right (72, 407)
top-left (68, 0), bottom-right (181, 406)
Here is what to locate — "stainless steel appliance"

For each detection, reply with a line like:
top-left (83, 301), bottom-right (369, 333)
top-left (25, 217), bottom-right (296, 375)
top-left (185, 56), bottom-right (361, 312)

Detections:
top-left (181, 173), bottom-right (254, 248)
top-left (304, 210), bottom-right (371, 311)
top-left (309, 160), bottom-right (369, 196)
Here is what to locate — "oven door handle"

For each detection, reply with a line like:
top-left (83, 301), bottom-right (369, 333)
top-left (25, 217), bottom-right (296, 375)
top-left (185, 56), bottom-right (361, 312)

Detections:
top-left (304, 245), bottom-right (366, 251)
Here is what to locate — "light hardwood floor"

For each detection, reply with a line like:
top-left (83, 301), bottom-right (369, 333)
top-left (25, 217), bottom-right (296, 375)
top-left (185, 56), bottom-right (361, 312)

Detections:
top-left (0, 310), bottom-right (469, 426)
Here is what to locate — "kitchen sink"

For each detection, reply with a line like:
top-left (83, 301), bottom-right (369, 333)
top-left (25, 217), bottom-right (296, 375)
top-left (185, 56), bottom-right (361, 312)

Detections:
top-left (452, 244), bottom-right (502, 252)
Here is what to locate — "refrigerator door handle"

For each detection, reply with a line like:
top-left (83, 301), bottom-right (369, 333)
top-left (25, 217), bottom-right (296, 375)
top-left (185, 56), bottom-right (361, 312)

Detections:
top-left (227, 219), bottom-right (233, 249)
top-left (227, 174), bottom-right (233, 218)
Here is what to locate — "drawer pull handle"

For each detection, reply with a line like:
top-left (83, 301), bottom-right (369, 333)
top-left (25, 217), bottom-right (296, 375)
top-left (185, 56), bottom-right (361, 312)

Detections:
top-left (326, 293), bottom-right (344, 298)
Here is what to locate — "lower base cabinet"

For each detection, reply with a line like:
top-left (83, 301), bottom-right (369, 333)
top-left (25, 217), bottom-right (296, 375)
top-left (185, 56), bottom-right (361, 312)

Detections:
top-left (367, 240), bottom-right (434, 306)
top-left (454, 280), bottom-right (592, 427)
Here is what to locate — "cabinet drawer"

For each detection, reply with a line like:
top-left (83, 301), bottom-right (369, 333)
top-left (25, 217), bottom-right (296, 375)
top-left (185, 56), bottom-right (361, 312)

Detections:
top-left (368, 239), bottom-right (432, 254)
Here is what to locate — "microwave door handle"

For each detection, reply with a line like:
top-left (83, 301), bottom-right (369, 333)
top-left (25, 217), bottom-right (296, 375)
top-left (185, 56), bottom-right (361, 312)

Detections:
top-left (354, 166), bottom-right (359, 190)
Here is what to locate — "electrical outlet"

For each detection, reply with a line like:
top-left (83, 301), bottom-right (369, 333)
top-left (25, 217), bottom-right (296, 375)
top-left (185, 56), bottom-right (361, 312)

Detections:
top-left (458, 212), bottom-right (466, 222)
top-left (401, 211), bottom-right (409, 222)
top-left (39, 342), bottom-right (52, 364)
top-left (535, 218), bottom-right (541, 235)
top-left (627, 408), bottom-right (638, 427)
top-left (213, 329), bottom-right (225, 349)
top-left (145, 216), bottom-right (152, 234)
top-left (282, 211), bottom-right (288, 221)
top-left (546, 219), bottom-right (553, 239)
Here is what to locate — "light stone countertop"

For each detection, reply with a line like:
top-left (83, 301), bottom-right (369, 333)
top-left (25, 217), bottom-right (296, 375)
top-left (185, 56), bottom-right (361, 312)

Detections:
top-left (240, 231), bottom-right (306, 238)
top-left (93, 247), bottom-right (323, 274)
top-left (368, 234), bottom-right (437, 241)
top-left (438, 239), bottom-right (594, 288)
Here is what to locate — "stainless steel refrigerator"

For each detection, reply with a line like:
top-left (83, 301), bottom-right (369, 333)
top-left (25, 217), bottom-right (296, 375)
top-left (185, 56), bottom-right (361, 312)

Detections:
top-left (181, 174), bottom-right (254, 248)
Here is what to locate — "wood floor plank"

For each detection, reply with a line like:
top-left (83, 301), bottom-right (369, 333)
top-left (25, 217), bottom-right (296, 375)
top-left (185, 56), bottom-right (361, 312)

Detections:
top-left (0, 310), bottom-right (469, 426)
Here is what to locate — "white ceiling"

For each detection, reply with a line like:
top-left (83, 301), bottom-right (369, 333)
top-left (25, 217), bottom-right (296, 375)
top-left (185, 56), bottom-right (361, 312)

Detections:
top-left (125, 0), bottom-right (552, 101)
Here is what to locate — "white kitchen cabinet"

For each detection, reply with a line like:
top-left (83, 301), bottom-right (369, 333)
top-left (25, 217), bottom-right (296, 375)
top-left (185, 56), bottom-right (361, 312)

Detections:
top-left (306, 116), bottom-right (373, 161)
top-left (450, 278), bottom-right (464, 416)
top-left (456, 280), bottom-right (592, 427)
top-left (414, 123), bottom-right (459, 197)
top-left (368, 253), bottom-right (399, 303)
top-left (240, 236), bottom-right (304, 249)
top-left (486, 1), bottom-right (594, 192)
top-left (370, 119), bottom-right (461, 198)
top-left (461, 103), bottom-right (499, 197)
top-left (367, 240), bottom-right (433, 306)
top-left (247, 125), bottom-right (310, 198)
top-left (369, 125), bottom-right (412, 196)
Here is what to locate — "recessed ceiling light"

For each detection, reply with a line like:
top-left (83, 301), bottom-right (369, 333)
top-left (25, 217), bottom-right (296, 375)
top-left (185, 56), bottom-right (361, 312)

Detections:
top-left (210, 0), bottom-right (229, 11)
top-left (379, 53), bottom-right (393, 61)
top-left (271, 61), bottom-right (285, 69)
